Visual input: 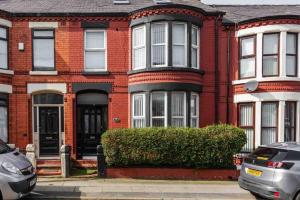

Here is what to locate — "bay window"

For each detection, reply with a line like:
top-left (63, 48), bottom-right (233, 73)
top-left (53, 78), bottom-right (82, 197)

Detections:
top-left (132, 94), bottom-right (146, 128)
top-left (239, 36), bottom-right (256, 79)
top-left (132, 26), bottom-right (146, 70)
top-left (284, 102), bottom-right (296, 142)
top-left (84, 30), bottom-right (106, 71)
top-left (286, 33), bottom-right (298, 77)
top-left (151, 92), bottom-right (167, 127)
top-left (33, 30), bottom-right (55, 71)
top-left (239, 103), bottom-right (255, 152)
top-left (261, 102), bottom-right (278, 145)
top-left (0, 27), bottom-right (8, 69)
top-left (172, 23), bottom-right (187, 67)
top-left (190, 93), bottom-right (199, 127)
top-left (132, 91), bottom-right (199, 128)
top-left (151, 23), bottom-right (168, 67)
top-left (0, 97), bottom-right (7, 143)
top-left (263, 33), bottom-right (279, 77)
top-left (171, 92), bottom-right (186, 127)
top-left (191, 26), bottom-right (199, 69)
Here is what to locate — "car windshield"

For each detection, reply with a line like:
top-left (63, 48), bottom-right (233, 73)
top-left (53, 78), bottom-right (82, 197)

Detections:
top-left (0, 139), bottom-right (12, 154)
top-left (250, 147), bottom-right (288, 161)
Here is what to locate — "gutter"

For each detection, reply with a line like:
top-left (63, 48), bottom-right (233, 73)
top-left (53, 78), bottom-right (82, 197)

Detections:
top-left (226, 29), bottom-right (231, 124)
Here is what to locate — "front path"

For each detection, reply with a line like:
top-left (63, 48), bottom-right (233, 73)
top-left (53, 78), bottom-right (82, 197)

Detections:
top-left (25, 177), bottom-right (259, 200)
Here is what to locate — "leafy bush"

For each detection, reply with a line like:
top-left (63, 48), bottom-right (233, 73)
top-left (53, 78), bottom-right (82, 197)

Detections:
top-left (101, 124), bottom-right (246, 169)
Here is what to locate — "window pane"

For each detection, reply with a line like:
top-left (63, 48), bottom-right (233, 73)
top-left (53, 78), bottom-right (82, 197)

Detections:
top-left (152, 45), bottom-right (166, 66)
top-left (190, 94), bottom-right (199, 128)
top-left (133, 47), bottom-right (146, 69)
top-left (240, 104), bottom-right (253, 126)
top-left (241, 37), bottom-right (254, 56)
top-left (152, 93), bottom-right (165, 117)
top-left (191, 48), bottom-right (198, 69)
top-left (285, 102), bottom-right (296, 142)
top-left (0, 106), bottom-right (8, 143)
top-left (86, 32), bottom-right (105, 49)
top-left (133, 95), bottom-right (144, 117)
top-left (240, 57), bottom-right (255, 78)
top-left (172, 23), bottom-right (185, 44)
top-left (0, 40), bottom-right (8, 69)
top-left (263, 34), bottom-right (279, 54)
top-left (261, 128), bottom-right (276, 145)
top-left (0, 28), bottom-right (6, 39)
top-left (85, 51), bottom-right (105, 70)
top-left (242, 129), bottom-right (254, 152)
top-left (152, 23), bottom-right (166, 44)
top-left (152, 119), bottom-right (165, 127)
top-left (262, 103), bottom-right (277, 127)
top-left (191, 27), bottom-right (198, 46)
top-left (263, 56), bottom-right (278, 76)
top-left (171, 92), bottom-right (185, 127)
top-left (191, 118), bottom-right (198, 128)
top-left (287, 34), bottom-right (297, 54)
top-left (133, 26), bottom-right (145, 47)
top-left (34, 31), bottom-right (53, 37)
top-left (33, 39), bottom-right (54, 68)
top-left (133, 119), bottom-right (145, 128)
top-left (286, 55), bottom-right (296, 76)
top-left (173, 45), bottom-right (185, 66)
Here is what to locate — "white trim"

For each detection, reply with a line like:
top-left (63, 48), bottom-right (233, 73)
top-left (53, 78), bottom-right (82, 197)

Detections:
top-left (278, 101), bottom-right (285, 142)
top-left (255, 102), bottom-right (261, 147)
top-left (297, 101), bottom-right (300, 142)
top-left (0, 84), bottom-right (12, 93)
top-left (29, 22), bottom-right (58, 29)
top-left (29, 71), bottom-right (58, 76)
top-left (132, 25), bottom-right (147, 70)
top-left (132, 93), bottom-right (146, 128)
top-left (256, 33), bottom-right (263, 79)
top-left (233, 77), bottom-right (300, 85)
top-left (0, 18), bottom-right (12, 28)
top-left (234, 92), bottom-right (300, 103)
top-left (27, 83), bottom-right (67, 94)
top-left (0, 69), bottom-right (14, 75)
top-left (280, 32), bottom-right (287, 77)
top-left (237, 24), bottom-right (300, 37)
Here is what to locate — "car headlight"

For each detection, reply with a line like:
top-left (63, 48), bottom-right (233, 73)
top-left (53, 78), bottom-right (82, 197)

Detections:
top-left (2, 162), bottom-right (22, 175)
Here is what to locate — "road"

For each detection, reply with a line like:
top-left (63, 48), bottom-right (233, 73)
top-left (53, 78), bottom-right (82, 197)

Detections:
top-left (25, 177), bottom-right (262, 200)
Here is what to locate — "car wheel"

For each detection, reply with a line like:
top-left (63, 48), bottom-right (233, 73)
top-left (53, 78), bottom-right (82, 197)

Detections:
top-left (0, 190), bottom-right (2, 200)
top-left (295, 192), bottom-right (300, 200)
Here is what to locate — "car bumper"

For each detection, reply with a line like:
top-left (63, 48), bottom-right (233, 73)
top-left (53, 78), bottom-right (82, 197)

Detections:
top-left (3, 174), bottom-right (37, 200)
top-left (238, 177), bottom-right (290, 200)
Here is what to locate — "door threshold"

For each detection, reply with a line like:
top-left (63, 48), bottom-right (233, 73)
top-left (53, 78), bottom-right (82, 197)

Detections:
top-left (82, 156), bottom-right (97, 160)
top-left (38, 156), bottom-right (60, 160)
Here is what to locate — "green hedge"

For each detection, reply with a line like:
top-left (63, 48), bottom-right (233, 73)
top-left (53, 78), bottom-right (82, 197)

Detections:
top-left (101, 124), bottom-right (246, 169)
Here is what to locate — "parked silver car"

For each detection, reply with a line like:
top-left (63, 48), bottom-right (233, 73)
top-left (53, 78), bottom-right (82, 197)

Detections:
top-left (239, 142), bottom-right (300, 200)
top-left (0, 140), bottom-right (36, 200)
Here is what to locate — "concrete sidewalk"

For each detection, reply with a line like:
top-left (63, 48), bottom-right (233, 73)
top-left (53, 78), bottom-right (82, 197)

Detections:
top-left (25, 177), bottom-right (258, 200)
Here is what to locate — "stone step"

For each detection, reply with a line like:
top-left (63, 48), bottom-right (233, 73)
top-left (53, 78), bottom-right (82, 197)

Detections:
top-left (37, 159), bottom-right (62, 176)
top-left (73, 160), bottom-right (97, 168)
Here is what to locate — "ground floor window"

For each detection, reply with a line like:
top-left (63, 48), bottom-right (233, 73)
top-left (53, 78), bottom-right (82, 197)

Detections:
top-left (285, 101), bottom-right (296, 142)
top-left (0, 96), bottom-right (7, 143)
top-left (261, 102), bottom-right (278, 145)
top-left (132, 91), bottom-right (199, 128)
top-left (238, 103), bottom-right (255, 153)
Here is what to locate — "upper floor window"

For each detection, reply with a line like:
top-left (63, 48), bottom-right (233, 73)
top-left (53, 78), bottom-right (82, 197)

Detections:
top-left (0, 27), bottom-right (8, 70)
top-left (239, 36), bottom-right (256, 79)
top-left (33, 30), bottom-right (55, 71)
top-left (262, 33), bottom-right (279, 77)
top-left (286, 33), bottom-right (298, 77)
top-left (132, 21), bottom-right (200, 70)
top-left (84, 30), bottom-right (107, 71)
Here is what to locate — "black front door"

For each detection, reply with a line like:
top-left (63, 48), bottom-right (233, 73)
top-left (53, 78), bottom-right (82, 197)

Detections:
top-left (77, 106), bottom-right (107, 157)
top-left (39, 107), bottom-right (60, 156)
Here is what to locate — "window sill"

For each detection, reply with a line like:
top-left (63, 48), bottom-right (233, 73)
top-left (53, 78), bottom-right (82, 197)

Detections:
top-left (232, 77), bottom-right (300, 85)
top-left (128, 67), bottom-right (205, 75)
top-left (82, 71), bottom-right (110, 75)
top-left (29, 71), bottom-right (58, 76)
top-left (0, 69), bottom-right (14, 75)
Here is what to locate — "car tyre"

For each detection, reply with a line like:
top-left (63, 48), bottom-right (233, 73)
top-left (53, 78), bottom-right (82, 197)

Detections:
top-left (250, 191), bottom-right (263, 199)
top-left (295, 192), bottom-right (300, 200)
top-left (0, 190), bottom-right (2, 200)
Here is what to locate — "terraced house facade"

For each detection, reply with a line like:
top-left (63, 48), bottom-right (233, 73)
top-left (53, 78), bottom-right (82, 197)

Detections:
top-left (0, 0), bottom-right (299, 167)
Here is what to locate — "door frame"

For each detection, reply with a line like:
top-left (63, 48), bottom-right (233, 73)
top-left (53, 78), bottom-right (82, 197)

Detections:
top-left (32, 103), bottom-right (64, 159)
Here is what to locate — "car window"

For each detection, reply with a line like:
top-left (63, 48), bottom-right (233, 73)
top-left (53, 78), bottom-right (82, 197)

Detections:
top-left (0, 139), bottom-right (12, 154)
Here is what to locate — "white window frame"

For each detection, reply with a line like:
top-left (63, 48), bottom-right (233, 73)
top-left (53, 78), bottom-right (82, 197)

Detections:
top-left (84, 29), bottom-right (107, 72)
top-left (151, 22), bottom-right (168, 68)
top-left (132, 25), bottom-right (146, 70)
top-left (0, 27), bottom-right (8, 70)
top-left (132, 93), bottom-right (146, 128)
top-left (172, 22), bottom-right (187, 68)
top-left (191, 25), bottom-right (200, 69)
top-left (150, 91), bottom-right (168, 127)
top-left (190, 92), bottom-right (199, 127)
top-left (171, 91), bottom-right (186, 127)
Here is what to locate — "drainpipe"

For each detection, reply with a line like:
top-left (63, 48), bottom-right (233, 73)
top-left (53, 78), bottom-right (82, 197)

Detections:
top-left (214, 15), bottom-right (222, 124)
top-left (226, 29), bottom-right (231, 124)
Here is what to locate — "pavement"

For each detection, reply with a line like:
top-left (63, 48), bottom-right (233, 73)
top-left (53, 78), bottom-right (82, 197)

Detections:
top-left (24, 177), bottom-right (260, 200)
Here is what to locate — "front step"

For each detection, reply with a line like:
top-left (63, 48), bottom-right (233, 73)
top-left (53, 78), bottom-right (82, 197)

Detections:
top-left (73, 160), bottom-right (97, 168)
top-left (37, 159), bottom-right (61, 176)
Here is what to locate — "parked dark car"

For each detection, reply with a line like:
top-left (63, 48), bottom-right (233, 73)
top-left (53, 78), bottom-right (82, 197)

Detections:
top-left (239, 142), bottom-right (300, 200)
top-left (0, 140), bottom-right (36, 200)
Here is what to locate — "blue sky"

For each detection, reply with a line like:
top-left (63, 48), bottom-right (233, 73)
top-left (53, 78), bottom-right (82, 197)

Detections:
top-left (202, 0), bottom-right (300, 4)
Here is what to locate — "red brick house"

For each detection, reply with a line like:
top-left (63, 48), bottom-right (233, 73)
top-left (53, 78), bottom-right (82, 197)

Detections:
top-left (0, 0), bottom-right (299, 169)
